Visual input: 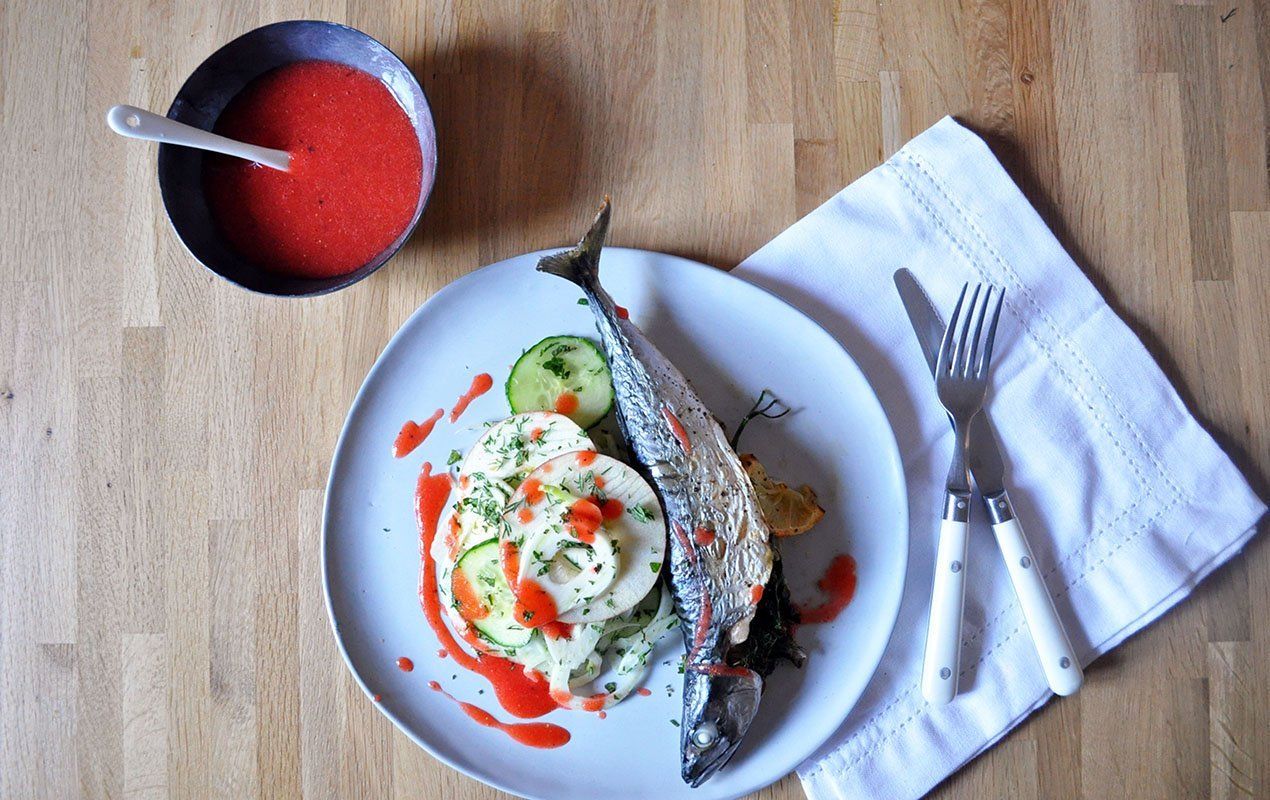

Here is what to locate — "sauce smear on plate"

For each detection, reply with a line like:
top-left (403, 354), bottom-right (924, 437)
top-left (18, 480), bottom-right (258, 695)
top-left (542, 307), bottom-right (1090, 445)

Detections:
top-left (204, 60), bottom-right (423, 279)
top-left (428, 681), bottom-right (570, 749)
top-left (797, 554), bottom-right (857, 624)
top-left (393, 409), bottom-right (443, 458)
top-left (450, 373), bottom-right (493, 422)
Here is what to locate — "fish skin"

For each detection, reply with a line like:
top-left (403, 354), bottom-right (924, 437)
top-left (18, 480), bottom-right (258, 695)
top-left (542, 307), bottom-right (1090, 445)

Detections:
top-left (538, 199), bottom-right (775, 786)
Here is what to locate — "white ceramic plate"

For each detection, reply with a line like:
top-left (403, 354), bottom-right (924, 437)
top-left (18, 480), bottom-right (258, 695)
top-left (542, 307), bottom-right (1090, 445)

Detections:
top-left (323, 248), bottom-right (907, 800)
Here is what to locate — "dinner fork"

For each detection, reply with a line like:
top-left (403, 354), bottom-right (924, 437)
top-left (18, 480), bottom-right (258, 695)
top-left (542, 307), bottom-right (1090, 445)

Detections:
top-left (921, 283), bottom-right (1004, 704)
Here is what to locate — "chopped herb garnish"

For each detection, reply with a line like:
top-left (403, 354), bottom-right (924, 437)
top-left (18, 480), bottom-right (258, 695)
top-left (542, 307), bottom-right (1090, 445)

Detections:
top-left (577, 298), bottom-right (589, 305)
top-left (628, 506), bottom-right (654, 523)
top-left (542, 356), bottom-right (571, 380)
top-left (670, 719), bottom-right (680, 727)
top-left (604, 682), bottom-right (617, 693)
top-left (447, 449), bottom-right (462, 466)
top-left (649, 561), bottom-right (662, 573)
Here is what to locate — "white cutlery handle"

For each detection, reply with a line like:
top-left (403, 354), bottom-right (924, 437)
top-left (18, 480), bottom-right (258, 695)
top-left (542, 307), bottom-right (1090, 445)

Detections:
top-left (990, 511), bottom-right (1083, 696)
top-left (922, 516), bottom-right (969, 704)
top-left (105, 104), bottom-right (291, 171)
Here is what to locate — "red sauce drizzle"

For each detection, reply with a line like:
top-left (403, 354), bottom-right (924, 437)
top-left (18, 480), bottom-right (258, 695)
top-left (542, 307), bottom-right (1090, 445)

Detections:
top-left (661, 407), bottom-right (692, 453)
top-left (540, 621), bottom-right (573, 640)
top-left (393, 408), bottom-right (444, 458)
top-left (555, 392), bottom-right (579, 416)
top-left (592, 475), bottom-right (606, 489)
top-left (750, 585), bottom-right (765, 604)
top-left (692, 597), bottom-right (712, 652)
top-left (636, 687), bottom-right (652, 697)
top-left (519, 478), bottom-right (545, 505)
top-left (576, 450), bottom-right (597, 467)
top-left (396, 656), bottom-right (414, 672)
top-left (516, 507), bottom-right (535, 524)
top-left (671, 522), bottom-right (698, 568)
top-left (373, 694), bottom-right (382, 702)
top-left (797, 554), bottom-right (858, 624)
top-left (598, 711), bottom-right (607, 719)
top-left (451, 570), bottom-right (490, 621)
top-left (438, 649), bottom-right (448, 659)
top-left (691, 663), bottom-right (758, 679)
top-left (529, 427), bottom-right (544, 442)
top-left (615, 305), bottom-right (630, 320)
top-left (512, 578), bottom-right (559, 628)
top-left (580, 694), bottom-right (607, 712)
top-left (693, 527), bottom-right (716, 546)
top-left (494, 540), bottom-right (559, 628)
top-left (428, 681), bottom-right (570, 749)
top-left (566, 499), bottom-right (603, 544)
top-left (600, 498), bottom-right (624, 520)
top-left (415, 464), bottom-right (558, 718)
top-left (450, 373), bottom-right (493, 422)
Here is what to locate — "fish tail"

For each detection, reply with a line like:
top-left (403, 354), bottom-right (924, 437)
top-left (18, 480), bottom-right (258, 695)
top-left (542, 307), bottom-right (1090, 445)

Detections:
top-left (536, 196), bottom-right (611, 287)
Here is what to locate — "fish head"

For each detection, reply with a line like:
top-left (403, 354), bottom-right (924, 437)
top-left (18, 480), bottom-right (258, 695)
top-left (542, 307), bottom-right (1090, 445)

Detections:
top-left (680, 665), bottom-right (763, 787)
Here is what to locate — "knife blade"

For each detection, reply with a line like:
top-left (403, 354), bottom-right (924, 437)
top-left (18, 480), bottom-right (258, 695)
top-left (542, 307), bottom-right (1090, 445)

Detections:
top-left (893, 268), bottom-right (1007, 497)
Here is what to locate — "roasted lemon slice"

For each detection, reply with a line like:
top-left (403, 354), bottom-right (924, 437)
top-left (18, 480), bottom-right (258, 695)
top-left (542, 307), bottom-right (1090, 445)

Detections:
top-left (741, 453), bottom-right (825, 537)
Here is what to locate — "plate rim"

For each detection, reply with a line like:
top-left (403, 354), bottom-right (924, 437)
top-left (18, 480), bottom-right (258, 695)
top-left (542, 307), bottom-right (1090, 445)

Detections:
top-left (321, 246), bottom-right (909, 800)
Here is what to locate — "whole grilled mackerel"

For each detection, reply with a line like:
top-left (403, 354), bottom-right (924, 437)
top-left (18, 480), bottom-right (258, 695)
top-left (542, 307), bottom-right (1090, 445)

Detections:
top-left (539, 199), bottom-right (775, 786)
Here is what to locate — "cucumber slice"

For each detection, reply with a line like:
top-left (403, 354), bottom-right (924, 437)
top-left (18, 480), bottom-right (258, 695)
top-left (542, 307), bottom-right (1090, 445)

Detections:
top-left (507, 336), bottom-right (614, 429)
top-left (455, 538), bottom-right (533, 648)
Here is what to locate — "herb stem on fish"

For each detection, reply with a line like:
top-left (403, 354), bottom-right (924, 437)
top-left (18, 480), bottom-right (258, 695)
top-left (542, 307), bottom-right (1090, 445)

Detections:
top-left (729, 389), bottom-right (791, 450)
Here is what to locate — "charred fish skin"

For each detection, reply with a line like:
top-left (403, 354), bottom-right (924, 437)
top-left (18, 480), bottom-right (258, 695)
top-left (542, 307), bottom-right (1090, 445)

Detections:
top-left (538, 199), bottom-right (775, 786)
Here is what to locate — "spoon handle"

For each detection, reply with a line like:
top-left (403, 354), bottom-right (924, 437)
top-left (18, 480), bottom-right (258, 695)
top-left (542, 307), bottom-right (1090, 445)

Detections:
top-left (105, 104), bottom-right (290, 172)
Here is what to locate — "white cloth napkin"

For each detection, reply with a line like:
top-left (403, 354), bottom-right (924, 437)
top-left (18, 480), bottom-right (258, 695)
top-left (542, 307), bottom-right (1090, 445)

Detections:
top-left (733, 116), bottom-right (1266, 800)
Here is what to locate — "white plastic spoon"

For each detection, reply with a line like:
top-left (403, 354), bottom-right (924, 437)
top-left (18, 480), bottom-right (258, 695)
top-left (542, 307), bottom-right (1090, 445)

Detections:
top-left (105, 104), bottom-right (291, 172)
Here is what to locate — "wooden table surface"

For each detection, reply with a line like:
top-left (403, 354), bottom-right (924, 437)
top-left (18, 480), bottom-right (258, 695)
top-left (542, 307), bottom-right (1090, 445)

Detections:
top-left (2, 1), bottom-right (1266, 798)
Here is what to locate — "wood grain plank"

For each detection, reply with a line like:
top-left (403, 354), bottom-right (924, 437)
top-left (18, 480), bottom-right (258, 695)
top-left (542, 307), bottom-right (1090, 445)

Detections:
top-left (121, 633), bottom-right (169, 800)
top-left (1208, 642), bottom-right (1256, 799)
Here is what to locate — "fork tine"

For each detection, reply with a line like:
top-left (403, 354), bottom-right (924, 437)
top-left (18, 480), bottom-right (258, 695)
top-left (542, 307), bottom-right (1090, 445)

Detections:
top-left (965, 286), bottom-right (992, 377)
top-left (936, 283), bottom-right (969, 377)
top-left (955, 284), bottom-right (982, 377)
top-left (977, 287), bottom-right (1005, 377)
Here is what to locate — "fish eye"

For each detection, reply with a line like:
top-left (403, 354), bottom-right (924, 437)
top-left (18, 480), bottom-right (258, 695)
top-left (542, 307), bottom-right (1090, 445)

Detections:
top-left (691, 720), bottom-right (718, 748)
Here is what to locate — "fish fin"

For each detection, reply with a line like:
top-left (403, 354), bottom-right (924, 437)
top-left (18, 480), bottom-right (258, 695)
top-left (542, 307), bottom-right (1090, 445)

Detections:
top-left (536, 197), bottom-right (611, 286)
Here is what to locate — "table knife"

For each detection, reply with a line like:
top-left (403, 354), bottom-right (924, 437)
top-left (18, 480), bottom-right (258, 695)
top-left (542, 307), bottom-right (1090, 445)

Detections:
top-left (894, 268), bottom-right (1084, 696)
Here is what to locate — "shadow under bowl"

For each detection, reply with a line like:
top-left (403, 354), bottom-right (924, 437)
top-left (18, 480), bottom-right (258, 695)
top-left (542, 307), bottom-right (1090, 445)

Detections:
top-left (158, 19), bottom-right (437, 297)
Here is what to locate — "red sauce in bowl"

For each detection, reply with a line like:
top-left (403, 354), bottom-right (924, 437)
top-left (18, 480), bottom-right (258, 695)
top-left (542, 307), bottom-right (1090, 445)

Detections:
top-left (204, 60), bottom-right (424, 280)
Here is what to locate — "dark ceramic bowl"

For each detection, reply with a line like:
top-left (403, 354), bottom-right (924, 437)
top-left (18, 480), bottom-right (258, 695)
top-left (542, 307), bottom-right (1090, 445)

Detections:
top-left (159, 20), bottom-right (437, 296)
